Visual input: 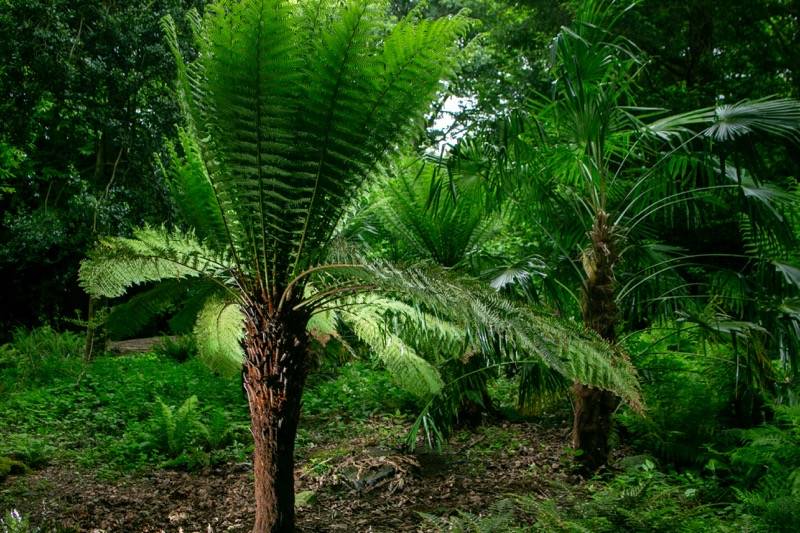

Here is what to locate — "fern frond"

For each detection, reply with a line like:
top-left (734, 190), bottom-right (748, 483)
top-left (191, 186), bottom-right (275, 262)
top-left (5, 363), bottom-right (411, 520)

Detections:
top-left (162, 128), bottom-right (237, 250)
top-left (517, 361), bottom-right (570, 415)
top-left (375, 159), bottom-right (497, 268)
top-left (290, 5), bottom-right (470, 273)
top-left (343, 302), bottom-right (445, 398)
top-left (168, 280), bottom-right (226, 334)
top-left (194, 298), bottom-right (246, 377)
top-left (105, 280), bottom-right (189, 340)
top-left (319, 258), bottom-right (642, 410)
top-left (161, 0), bottom-right (469, 302)
top-left (79, 227), bottom-right (235, 298)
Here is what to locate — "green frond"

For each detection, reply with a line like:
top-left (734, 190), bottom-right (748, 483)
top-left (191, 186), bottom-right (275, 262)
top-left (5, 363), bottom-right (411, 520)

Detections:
top-left (325, 259), bottom-right (643, 410)
top-left (168, 281), bottom-right (226, 334)
top-left (342, 302), bottom-right (445, 398)
top-left (775, 262), bottom-right (800, 291)
top-left (105, 280), bottom-right (190, 340)
top-left (162, 128), bottom-right (237, 250)
top-left (304, 288), bottom-right (451, 398)
top-left (646, 98), bottom-right (800, 143)
top-left (291, 4), bottom-right (470, 272)
top-left (375, 159), bottom-right (497, 268)
top-left (194, 297), bottom-right (246, 377)
top-left (79, 227), bottom-right (233, 298)
top-left (517, 362), bottom-right (570, 415)
top-left (706, 98), bottom-right (800, 142)
top-left (161, 0), bottom-right (469, 296)
top-left (378, 298), bottom-right (467, 357)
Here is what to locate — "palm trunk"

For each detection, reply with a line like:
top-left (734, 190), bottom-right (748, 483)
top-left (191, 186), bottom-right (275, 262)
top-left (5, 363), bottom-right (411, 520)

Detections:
top-left (242, 304), bottom-right (309, 533)
top-left (573, 210), bottom-right (621, 470)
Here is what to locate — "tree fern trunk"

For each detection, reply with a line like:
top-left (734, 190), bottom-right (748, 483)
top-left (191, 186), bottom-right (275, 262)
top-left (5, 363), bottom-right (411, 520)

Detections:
top-left (573, 210), bottom-right (621, 470)
top-left (242, 304), bottom-right (309, 533)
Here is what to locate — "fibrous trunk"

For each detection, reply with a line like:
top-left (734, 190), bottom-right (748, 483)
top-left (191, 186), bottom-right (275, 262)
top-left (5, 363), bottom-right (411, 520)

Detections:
top-left (242, 302), bottom-right (309, 533)
top-left (573, 210), bottom-right (621, 470)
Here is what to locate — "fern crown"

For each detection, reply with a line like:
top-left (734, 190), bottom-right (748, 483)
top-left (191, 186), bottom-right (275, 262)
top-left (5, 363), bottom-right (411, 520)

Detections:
top-left (79, 0), bottom-right (644, 414)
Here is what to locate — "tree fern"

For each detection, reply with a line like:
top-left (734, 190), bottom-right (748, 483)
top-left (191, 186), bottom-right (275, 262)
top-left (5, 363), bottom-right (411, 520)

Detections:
top-left (79, 2), bottom-right (640, 529)
top-left (82, 4), bottom-right (475, 528)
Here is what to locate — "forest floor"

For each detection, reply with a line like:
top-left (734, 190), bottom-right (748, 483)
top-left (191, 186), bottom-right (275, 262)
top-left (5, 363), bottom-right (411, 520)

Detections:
top-left (1, 339), bottom-right (786, 532)
top-left (1, 352), bottom-right (602, 532)
top-left (2, 416), bottom-right (587, 532)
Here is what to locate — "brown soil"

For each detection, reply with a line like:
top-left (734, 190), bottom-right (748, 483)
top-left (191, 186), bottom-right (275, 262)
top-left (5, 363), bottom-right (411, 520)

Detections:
top-left (1, 419), bottom-right (586, 532)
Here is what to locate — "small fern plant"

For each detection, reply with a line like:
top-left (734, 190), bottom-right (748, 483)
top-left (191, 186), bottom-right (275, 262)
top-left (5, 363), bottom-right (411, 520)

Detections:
top-left (151, 395), bottom-right (207, 458)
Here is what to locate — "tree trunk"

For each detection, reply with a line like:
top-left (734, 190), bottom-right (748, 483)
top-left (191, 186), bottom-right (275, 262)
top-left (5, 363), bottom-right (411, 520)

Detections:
top-left (84, 296), bottom-right (98, 361)
top-left (242, 304), bottom-right (309, 533)
top-left (573, 210), bottom-right (621, 470)
top-left (572, 384), bottom-right (618, 470)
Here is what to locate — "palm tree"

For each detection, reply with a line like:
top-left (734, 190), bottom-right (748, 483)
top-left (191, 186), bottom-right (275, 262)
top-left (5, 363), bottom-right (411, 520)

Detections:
top-left (541, 7), bottom-right (799, 468)
top-left (79, 1), bottom-right (642, 530)
top-left (449, 0), bottom-right (800, 469)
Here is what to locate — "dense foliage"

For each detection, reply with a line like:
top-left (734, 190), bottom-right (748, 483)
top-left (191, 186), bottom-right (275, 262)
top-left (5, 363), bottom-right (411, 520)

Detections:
top-left (0, 0), bottom-right (207, 331)
top-left (1, 0), bottom-right (799, 531)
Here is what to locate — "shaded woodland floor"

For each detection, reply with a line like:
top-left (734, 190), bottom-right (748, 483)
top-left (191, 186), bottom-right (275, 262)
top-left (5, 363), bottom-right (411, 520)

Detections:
top-left (4, 352), bottom-right (769, 532)
top-left (2, 418), bottom-right (585, 532)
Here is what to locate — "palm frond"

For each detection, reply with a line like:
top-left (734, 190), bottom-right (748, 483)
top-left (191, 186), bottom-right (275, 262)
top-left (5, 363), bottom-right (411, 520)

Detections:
top-left (706, 98), bottom-right (800, 142)
top-left (645, 98), bottom-right (800, 143)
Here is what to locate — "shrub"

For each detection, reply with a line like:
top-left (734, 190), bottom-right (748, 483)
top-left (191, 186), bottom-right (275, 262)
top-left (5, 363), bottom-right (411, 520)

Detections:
top-left (0, 457), bottom-right (28, 482)
top-left (618, 330), bottom-right (734, 466)
top-left (728, 404), bottom-right (800, 532)
top-left (0, 326), bottom-right (84, 388)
